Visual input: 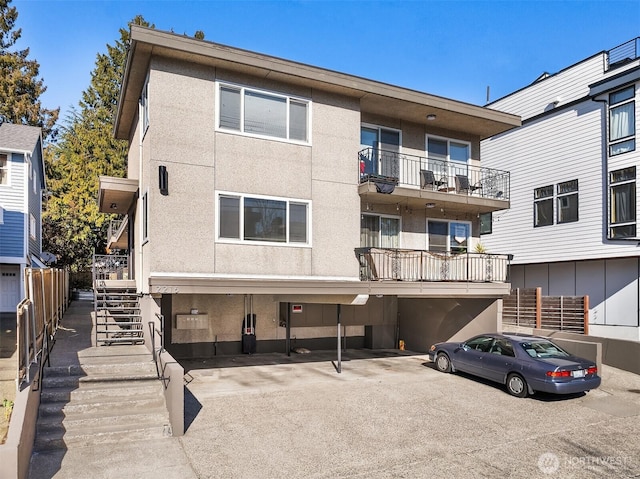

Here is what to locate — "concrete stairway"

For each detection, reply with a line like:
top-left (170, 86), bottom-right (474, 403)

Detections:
top-left (31, 346), bottom-right (171, 456)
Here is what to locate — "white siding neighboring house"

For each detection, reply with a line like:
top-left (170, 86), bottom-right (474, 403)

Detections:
top-left (0, 123), bottom-right (46, 312)
top-left (481, 37), bottom-right (640, 341)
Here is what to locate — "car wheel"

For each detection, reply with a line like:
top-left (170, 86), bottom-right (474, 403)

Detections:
top-left (435, 352), bottom-right (452, 373)
top-left (506, 373), bottom-right (528, 398)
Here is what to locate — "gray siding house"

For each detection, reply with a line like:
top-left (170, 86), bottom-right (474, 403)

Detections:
top-left (99, 26), bottom-right (520, 359)
top-left (481, 37), bottom-right (640, 341)
top-left (0, 123), bottom-right (46, 312)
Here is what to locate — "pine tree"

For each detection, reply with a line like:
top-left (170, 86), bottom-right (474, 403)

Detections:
top-left (0, 0), bottom-right (59, 140)
top-left (43, 16), bottom-right (152, 269)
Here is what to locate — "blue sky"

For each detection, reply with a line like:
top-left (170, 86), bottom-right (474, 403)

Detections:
top-left (12, 0), bottom-right (640, 123)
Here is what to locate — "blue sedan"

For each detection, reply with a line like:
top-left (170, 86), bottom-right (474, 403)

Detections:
top-left (428, 333), bottom-right (601, 398)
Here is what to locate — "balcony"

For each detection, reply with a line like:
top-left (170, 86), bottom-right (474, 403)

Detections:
top-left (107, 217), bottom-right (128, 250)
top-left (356, 247), bottom-right (512, 283)
top-left (607, 37), bottom-right (640, 70)
top-left (359, 148), bottom-right (509, 201)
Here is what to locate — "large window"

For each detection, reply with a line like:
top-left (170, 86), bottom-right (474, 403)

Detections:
top-left (218, 83), bottom-right (310, 143)
top-left (557, 180), bottom-right (579, 224)
top-left (0, 153), bottom-right (8, 185)
top-left (609, 167), bottom-right (636, 238)
top-left (534, 185), bottom-right (554, 227)
top-left (218, 193), bottom-right (310, 245)
top-left (360, 214), bottom-right (400, 248)
top-left (609, 86), bottom-right (635, 156)
top-left (427, 137), bottom-right (470, 163)
top-left (428, 220), bottom-right (470, 253)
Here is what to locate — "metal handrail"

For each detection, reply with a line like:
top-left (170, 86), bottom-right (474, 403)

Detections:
top-left (607, 37), bottom-right (640, 70)
top-left (149, 314), bottom-right (170, 389)
top-left (358, 147), bottom-right (510, 200)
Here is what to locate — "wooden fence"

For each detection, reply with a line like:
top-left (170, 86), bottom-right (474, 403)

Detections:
top-left (17, 268), bottom-right (70, 388)
top-left (503, 287), bottom-right (589, 334)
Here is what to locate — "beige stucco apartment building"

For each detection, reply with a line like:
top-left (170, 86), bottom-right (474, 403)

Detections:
top-left (98, 25), bottom-right (520, 359)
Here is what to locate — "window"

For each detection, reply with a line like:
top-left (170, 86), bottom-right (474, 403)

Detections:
top-left (30, 214), bottom-right (36, 240)
top-left (360, 125), bottom-right (401, 178)
top-left (609, 86), bottom-right (635, 156)
top-left (609, 166), bottom-right (636, 238)
top-left (0, 153), bottom-right (8, 185)
top-left (557, 180), bottom-right (578, 224)
top-left (217, 83), bottom-right (310, 143)
top-left (0, 205), bottom-right (4, 224)
top-left (142, 190), bottom-right (149, 243)
top-left (428, 220), bottom-right (470, 253)
top-left (360, 214), bottom-right (400, 248)
top-left (464, 336), bottom-right (494, 353)
top-left (218, 192), bottom-right (310, 245)
top-left (140, 80), bottom-right (149, 135)
top-left (534, 185), bottom-right (554, 227)
top-left (479, 212), bottom-right (492, 235)
top-left (427, 137), bottom-right (470, 163)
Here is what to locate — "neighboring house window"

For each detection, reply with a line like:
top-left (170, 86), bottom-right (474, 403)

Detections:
top-left (360, 214), bottom-right (400, 248)
top-left (142, 190), bottom-right (149, 243)
top-left (140, 80), bottom-right (149, 135)
top-left (428, 220), bottom-right (470, 253)
top-left (218, 192), bottom-right (310, 245)
top-left (360, 125), bottom-right (401, 178)
top-left (30, 214), bottom-right (36, 239)
top-left (0, 204), bottom-right (4, 224)
top-left (0, 153), bottom-right (8, 185)
top-left (609, 166), bottom-right (636, 238)
top-left (557, 179), bottom-right (579, 224)
top-left (479, 212), bottom-right (492, 235)
top-left (217, 82), bottom-right (310, 143)
top-left (609, 86), bottom-right (635, 156)
top-left (534, 185), bottom-right (554, 227)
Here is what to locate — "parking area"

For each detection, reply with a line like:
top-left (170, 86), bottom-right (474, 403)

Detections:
top-left (180, 350), bottom-right (640, 478)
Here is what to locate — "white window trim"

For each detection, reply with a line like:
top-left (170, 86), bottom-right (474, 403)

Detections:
top-left (0, 152), bottom-right (10, 187)
top-left (426, 134), bottom-right (472, 164)
top-left (29, 213), bottom-right (36, 240)
top-left (140, 75), bottom-right (149, 138)
top-left (216, 190), bottom-right (312, 247)
top-left (426, 218), bottom-right (472, 252)
top-left (0, 204), bottom-right (4, 224)
top-left (215, 80), bottom-right (312, 146)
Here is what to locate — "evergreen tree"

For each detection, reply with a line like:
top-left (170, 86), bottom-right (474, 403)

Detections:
top-left (43, 16), bottom-right (152, 270)
top-left (0, 0), bottom-right (59, 140)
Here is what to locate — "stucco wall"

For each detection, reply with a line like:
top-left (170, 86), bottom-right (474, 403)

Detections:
top-left (398, 298), bottom-right (501, 353)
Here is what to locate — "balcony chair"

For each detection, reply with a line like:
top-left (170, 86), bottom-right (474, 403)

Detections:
top-left (455, 174), bottom-right (482, 195)
top-left (420, 170), bottom-right (447, 190)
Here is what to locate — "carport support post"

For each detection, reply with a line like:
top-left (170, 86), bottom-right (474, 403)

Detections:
top-left (286, 302), bottom-right (291, 356)
top-left (337, 304), bottom-right (342, 373)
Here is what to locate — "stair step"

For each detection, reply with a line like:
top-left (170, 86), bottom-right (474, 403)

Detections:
top-left (40, 379), bottom-right (162, 403)
top-left (38, 394), bottom-right (165, 419)
top-left (44, 361), bottom-right (155, 377)
top-left (42, 371), bottom-right (158, 389)
top-left (33, 421), bottom-right (171, 451)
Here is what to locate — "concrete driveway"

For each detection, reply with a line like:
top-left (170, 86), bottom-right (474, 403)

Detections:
top-left (179, 350), bottom-right (640, 478)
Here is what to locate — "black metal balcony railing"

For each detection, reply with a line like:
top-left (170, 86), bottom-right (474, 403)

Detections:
top-left (358, 147), bottom-right (510, 200)
top-left (355, 247), bottom-right (512, 283)
top-left (607, 37), bottom-right (640, 70)
top-left (93, 254), bottom-right (129, 282)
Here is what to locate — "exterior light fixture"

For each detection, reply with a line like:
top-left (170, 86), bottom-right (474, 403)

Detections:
top-left (426, 203), bottom-right (436, 208)
top-left (426, 114), bottom-right (437, 121)
top-left (159, 165), bottom-right (168, 195)
top-left (110, 203), bottom-right (117, 210)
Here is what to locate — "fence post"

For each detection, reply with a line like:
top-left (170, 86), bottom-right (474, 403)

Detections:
top-left (535, 287), bottom-right (542, 330)
top-left (583, 295), bottom-right (589, 335)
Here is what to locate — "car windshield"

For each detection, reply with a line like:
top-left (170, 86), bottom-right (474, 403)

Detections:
top-left (520, 341), bottom-right (570, 358)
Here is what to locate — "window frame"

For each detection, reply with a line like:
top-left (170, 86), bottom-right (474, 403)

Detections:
top-left (608, 85), bottom-right (635, 157)
top-left (215, 81), bottom-right (311, 145)
top-left (0, 152), bottom-right (10, 186)
top-left (533, 185), bottom-right (554, 227)
top-left (360, 213), bottom-right (402, 248)
top-left (556, 179), bottom-right (579, 224)
top-left (216, 191), bottom-right (312, 247)
top-left (426, 135), bottom-right (472, 164)
top-left (141, 189), bottom-right (149, 245)
top-left (29, 213), bottom-right (36, 240)
top-left (427, 219), bottom-right (471, 253)
top-left (608, 166), bottom-right (636, 239)
top-left (140, 77), bottom-right (149, 137)
top-left (479, 212), bottom-right (493, 235)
